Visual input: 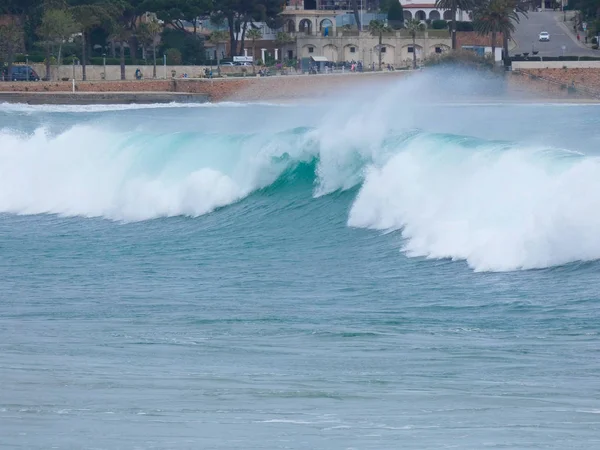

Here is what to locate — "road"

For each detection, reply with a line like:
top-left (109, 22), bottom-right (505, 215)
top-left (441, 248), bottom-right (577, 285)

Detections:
top-left (511, 11), bottom-right (597, 57)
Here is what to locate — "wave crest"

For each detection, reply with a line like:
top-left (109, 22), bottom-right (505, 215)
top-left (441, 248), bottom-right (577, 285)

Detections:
top-left (1, 116), bottom-right (599, 272)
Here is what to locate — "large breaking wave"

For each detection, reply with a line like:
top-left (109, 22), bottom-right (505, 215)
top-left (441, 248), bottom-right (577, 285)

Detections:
top-left (1, 120), bottom-right (599, 272)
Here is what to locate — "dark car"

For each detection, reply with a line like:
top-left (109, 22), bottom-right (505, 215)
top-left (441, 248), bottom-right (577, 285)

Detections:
top-left (2, 65), bottom-right (40, 81)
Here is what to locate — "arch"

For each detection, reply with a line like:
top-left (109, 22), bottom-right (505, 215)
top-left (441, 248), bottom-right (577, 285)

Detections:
top-left (285, 19), bottom-right (296, 33)
top-left (429, 10), bottom-right (441, 20)
top-left (302, 44), bottom-right (316, 58)
top-left (343, 43), bottom-right (359, 61)
top-left (443, 10), bottom-right (453, 20)
top-left (403, 10), bottom-right (412, 21)
top-left (373, 44), bottom-right (395, 65)
top-left (430, 43), bottom-right (450, 54)
top-left (402, 43), bottom-right (423, 59)
top-left (320, 18), bottom-right (333, 31)
top-left (299, 19), bottom-right (313, 34)
top-left (323, 43), bottom-right (339, 62)
top-left (416, 10), bottom-right (426, 21)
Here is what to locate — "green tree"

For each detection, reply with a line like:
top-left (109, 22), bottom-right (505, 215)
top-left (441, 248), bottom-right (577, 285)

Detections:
top-left (246, 26), bottom-right (262, 74)
top-left (0, 22), bottom-right (24, 77)
top-left (142, 0), bottom-right (213, 35)
top-left (37, 8), bottom-right (78, 80)
top-left (405, 18), bottom-right (424, 69)
top-left (473, 0), bottom-right (519, 63)
top-left (275, 31), bottom-right (294, 62)
top-left (209, 29), bottom-right (228, 73)
top-left (387, 0), bottom-right (404, 29)
top-left (69, 0), bottom-right (122, 81)
top-left (368, 19), bottom-right (392, 70)
top-left (211, 0), bottom-right (285, 57)
top-left (137, 19), bottom-right (161, 77)
top-left (110, 23), bottom-right (130, 79)
top-left (434, 0), bottom-right (475, 49)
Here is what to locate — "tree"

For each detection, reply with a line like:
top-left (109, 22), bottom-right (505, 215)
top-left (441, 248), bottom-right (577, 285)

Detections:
top-left (211, 0), bottom-right (285, 57)
top-left (37, 8), bottom-right (78, 80)
top-left (141, 0), bottom-right (213, 35)
top-left (435, 0), bottom-right (475, 49)
top-left (500, 0), bottom-right (528, 62)
top-left (405, 18), bottom-right (424, 69)
top-left (275, 31), bottom-right (294, 62)
top-left (473, 0), bottom-right (519, 63)
top-left (69, 0), bottom-right (122, 81)
top-left (387, 0), bottom-right (404, 29)
top-left (246, 26), bottom-right (262, 73)
top-left (0, 22), bottom-right (24, 78)
top-left (110, 23), bottom-right (130, 79)
top-left (209, 29), bottom-right (228, 73)
top-left (368, 19), bottom-right (391, 70)
top-left (137, 19), bottom-right (161, 78)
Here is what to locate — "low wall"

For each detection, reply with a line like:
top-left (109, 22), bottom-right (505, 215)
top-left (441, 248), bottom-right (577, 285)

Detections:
top-left (512, 61), bottom-right (600, 69)
top-left (0, 72), bottom-right (408, 102)
top-left (30, 63), bottom-right (247, 81)
top-left (507, 69), bottom-right (599, 99)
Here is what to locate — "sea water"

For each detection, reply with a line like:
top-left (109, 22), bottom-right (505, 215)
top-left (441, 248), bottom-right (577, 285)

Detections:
top-left (1, 74), bottom-right (600, 449)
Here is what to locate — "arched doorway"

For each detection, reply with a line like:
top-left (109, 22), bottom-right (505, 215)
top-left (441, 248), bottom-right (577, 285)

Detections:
top-left (403, 11), bottom-right (412, 21)
top-left (443, 10), bottom-right (453, 20)
top-left (285, 19), bottom-right (296, 33)
top-left (429, 10), bottom-right (441, 21)
top-left (416, 10), bottom-right (426, 21)
top-left (299, 19), bottom-right (313, 35)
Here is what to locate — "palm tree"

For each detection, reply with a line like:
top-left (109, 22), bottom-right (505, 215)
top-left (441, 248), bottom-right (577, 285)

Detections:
top-left (246, 27), bottom-right (262, 74)
top-left (210, 30), bottom-right (229, 74)
top-left (111, 25), bottom-right (131, 81)
top-left (368, 20), bottom-right (392, 71)
top-left (434, 0), bottom-right (475, 50)
top-left (501, 0), bottom-right (528, 61)
top-left (473, 0), bottom-right (519, 62)
top-left (138, 19), bottom-right (162, 78)
top-left (405, 18), bottom-right (424, 69)
top-left (275, 32), bottom-right (295, 64)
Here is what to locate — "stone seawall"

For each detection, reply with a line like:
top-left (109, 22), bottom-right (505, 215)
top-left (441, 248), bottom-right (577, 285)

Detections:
top-left (1, 69), bottom-right (599, 104)
top-left (0, 72), bottom-right (408, 103)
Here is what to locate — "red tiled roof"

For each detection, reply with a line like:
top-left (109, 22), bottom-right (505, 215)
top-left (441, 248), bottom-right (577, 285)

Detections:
top-left (456, 31), bottom-right (504, 48)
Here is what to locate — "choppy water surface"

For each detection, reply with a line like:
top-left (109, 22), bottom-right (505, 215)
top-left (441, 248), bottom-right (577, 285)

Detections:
top-left (2, 73), bottom-right (600, 449)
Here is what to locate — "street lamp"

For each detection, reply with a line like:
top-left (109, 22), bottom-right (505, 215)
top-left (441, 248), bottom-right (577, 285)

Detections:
top-left (25, 54), bottom-right (29, 81)
top-left (102, 53), bottom-right (106, 80)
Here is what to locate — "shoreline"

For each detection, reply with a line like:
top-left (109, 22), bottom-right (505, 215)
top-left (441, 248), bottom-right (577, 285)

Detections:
top-left (1, 93), bottom-right (598, 106)
top-left (0, 91), bottom-right (208, 105)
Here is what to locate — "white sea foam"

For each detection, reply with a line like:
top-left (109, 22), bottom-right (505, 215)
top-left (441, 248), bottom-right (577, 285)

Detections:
top-left (348, 136), bottom-right (600, 272)
top-left (0, 101), bottom-right (286, 114)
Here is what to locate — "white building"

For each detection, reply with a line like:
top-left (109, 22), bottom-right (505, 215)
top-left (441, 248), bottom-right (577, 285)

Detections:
top-left (400, 1), bottom-right (471, 22)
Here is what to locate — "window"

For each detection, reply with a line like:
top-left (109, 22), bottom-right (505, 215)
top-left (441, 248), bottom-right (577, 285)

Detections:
top-left (408, 46), bottom-right (414, 53)
top-left (350, 47), bottom-right (356, 53)
top-left (381, 47), bottom-right (386, 53)
top-left (308, 47), bottom-right (314, 53)
top-left (435, 46), bottom-right (442, 53)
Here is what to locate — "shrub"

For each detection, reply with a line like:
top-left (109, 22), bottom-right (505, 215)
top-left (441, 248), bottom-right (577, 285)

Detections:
top-left (455, 21), bottom-right (474, 31)
top-left (431, 20), bottom-right (448, 30)
top-left (165, 48), bottom-right (182, 65)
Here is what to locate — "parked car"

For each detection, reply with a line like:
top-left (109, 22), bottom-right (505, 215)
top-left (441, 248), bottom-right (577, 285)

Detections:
top-left (2, 65), bottom-right (40, 81)
top-left (538, 31), bottom-right (550, 42)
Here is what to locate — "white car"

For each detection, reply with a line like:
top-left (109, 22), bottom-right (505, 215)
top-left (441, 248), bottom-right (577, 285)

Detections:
top-left (539, 31), bottom-right (550, 42)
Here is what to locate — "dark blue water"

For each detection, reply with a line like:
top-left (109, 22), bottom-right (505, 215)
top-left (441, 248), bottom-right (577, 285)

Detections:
top-left (2, 90), bottom-right (600, 449)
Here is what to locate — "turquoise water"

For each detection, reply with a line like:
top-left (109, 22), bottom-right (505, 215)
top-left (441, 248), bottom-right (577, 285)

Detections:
top-left (2, 80), bottom-right (600, 449)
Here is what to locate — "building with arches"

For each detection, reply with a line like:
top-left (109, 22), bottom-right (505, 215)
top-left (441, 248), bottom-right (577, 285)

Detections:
top-left (400, 1), bottom-right (471, 23)
top-left (296, 29), bottom-right (452, 68)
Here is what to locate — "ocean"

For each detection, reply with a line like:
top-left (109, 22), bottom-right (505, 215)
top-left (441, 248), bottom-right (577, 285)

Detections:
top-left (1, 75), bottom-right (600, 449)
